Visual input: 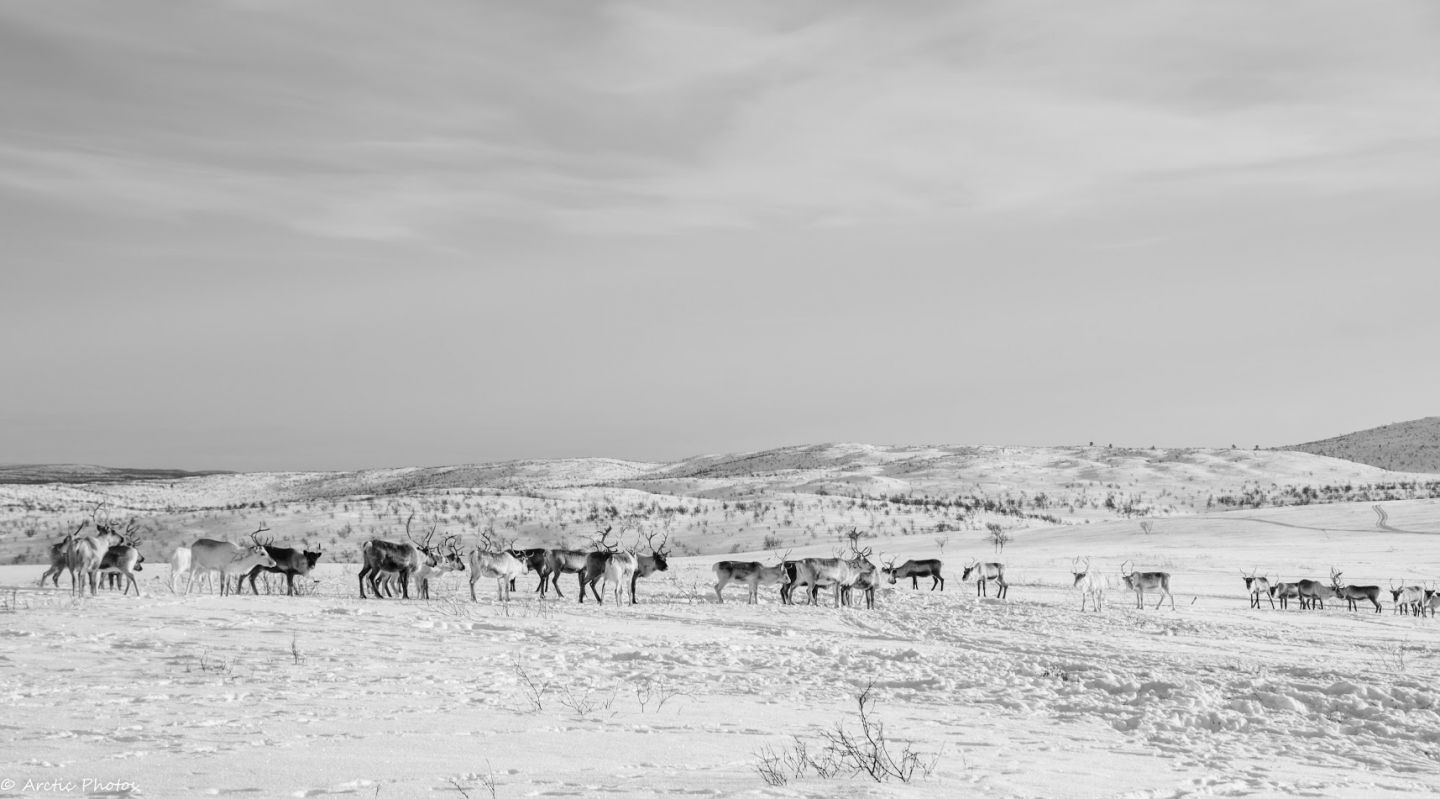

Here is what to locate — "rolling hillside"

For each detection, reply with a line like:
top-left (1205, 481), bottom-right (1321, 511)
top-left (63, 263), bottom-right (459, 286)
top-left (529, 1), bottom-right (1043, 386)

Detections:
top-left (0, 464), bottom-right (232, 485)
top-left (1281, 417), bottom-right (1440, 474)
top-left (5, 441), bottom-right (1440, 565)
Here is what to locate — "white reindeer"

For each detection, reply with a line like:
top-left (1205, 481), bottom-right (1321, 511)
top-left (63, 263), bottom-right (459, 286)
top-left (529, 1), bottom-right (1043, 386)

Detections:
top-left (1071, 557), bottom-right (1108, 612)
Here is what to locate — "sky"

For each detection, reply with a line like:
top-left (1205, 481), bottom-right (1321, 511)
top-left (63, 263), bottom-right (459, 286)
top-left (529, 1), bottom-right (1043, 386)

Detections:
top-left (3, 0), bottom-right (1439, 472)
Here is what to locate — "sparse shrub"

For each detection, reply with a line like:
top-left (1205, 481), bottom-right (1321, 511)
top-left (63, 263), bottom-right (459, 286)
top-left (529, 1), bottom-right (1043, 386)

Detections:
top-left (754, 682), bottom-right (938, 785)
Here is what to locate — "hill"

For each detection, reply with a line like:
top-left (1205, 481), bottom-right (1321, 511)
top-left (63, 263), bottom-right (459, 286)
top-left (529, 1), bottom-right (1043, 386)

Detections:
top-left (1281, 417), bottom-right (1440, 474)
top-left (0, 464), bottom-right (233, 485)
top-left (6, 443), bottom-right (1440, 564)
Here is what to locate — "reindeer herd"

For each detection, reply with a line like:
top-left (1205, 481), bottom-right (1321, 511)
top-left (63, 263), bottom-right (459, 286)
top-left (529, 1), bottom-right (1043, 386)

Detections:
top-left (41, 511), bottom-right (318, 599)
top-left (1240, 568), bottom-right (1440, 617)
top-left (714, 539), bottom-right (1003, 609)
top-left (31, 514), bottom-right (1440, 619)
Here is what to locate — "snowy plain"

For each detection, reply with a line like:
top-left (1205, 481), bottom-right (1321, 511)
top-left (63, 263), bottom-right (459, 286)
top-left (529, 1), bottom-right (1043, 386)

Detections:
top-left (3, 499), bottom-right (1439, 799)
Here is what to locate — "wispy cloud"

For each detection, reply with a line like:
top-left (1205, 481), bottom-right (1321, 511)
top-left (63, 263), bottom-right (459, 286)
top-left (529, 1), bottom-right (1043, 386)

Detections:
top-left (2, 1), bottom-right (1437, 239)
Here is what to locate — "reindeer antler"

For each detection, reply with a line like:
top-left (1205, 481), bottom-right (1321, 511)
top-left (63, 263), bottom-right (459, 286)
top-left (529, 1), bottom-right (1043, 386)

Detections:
top-left (592, 525), bottom-right (619, 553)
top-left (90, 501), bottom-right (109, 532)
top-left (249, 522), bottom-right (270, 547)
top-left (643, 530), bottom-right (670, 556)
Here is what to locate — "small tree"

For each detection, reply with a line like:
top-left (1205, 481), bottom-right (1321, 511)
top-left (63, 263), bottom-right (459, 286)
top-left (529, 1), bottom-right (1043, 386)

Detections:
top-left (984, 523), bottom-right (1009, 554)
top-left (1140, 521), bottom-right (1153, 536)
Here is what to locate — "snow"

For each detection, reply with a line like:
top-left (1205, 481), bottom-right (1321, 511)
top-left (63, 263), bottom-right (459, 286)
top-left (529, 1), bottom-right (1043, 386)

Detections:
top-left (3, 499), bottom-right (1439, 797)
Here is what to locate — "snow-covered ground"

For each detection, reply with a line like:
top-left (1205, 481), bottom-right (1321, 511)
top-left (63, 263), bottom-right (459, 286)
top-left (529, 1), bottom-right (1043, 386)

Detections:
top-left (3, 502), bottom-right (1439, 798)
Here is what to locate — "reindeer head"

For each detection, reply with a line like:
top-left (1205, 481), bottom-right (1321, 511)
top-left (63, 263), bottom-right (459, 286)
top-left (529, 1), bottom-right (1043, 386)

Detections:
top-left (440, 535), bottom-right (465, 571)
top-left (644, 531), bottom-right (671, 571)
top-left (881, 555), bottom-right (898, 583)
top-left (844, 529), bottom-right (873, 566)
top-left (303, 548), bottom-right (324, 570)
top-left (1071, 556), bottom-right (1092, 587)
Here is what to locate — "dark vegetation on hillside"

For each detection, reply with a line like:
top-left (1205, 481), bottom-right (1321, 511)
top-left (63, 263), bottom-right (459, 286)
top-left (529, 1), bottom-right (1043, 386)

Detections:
top-left (1282, 417), bottom-right (1440, 474)
top-left (0, 464), bottom-right (233, 485)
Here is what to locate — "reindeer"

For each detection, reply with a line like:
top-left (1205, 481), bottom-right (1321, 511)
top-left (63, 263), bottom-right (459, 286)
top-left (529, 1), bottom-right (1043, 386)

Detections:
top-left (791, 536), bottom-right (871, 608)
top-left (842, 553), bottom-right (879, 609)
top-left (1269, 580), bottom-right (1302, 610)
top-left (168, 546), bottom-right (207, 593)
top-left (59, 516), bottom-right (126, 596)
top-left (547, 526), bottom-right (612, 600)
top-left (470, 532), bottom-right (526, 602)
top-left (239, 536), bottom-right (324, 596)
top-left (628, 532), bottom-right (671, 605)
top-left (714, 550), bottom-right (790, 604)
top-left (1071, 557), bottom-right (1108, 612)
top-left (961, 559), bottom-right (1008, 599)
top-left (1241, 568), bottom-right (1275, 609)
top-left (778, 559), bottom-right (804, 605)
top-left (39, 517), bottom-right (132, 589)
top-left (1389, 581), bottom-right (1426, 616)
top-left (788, 556), bottom-right (852, 608)
top-left (96, 523), bottom-right (146, 596)
top-left (1295, 576), bottom-right (1333, 610)
top-left (544, 548), bottom-right (590, 599)
top-left (882, 557), bottom-right (944, 591)
top-left (357, 514), bottom-right (462, 599)
top-left (1421, 587), bottom-right (1440, 618)
top-left (579, 526), bottom-right (637, 605)
top-left (187, 524), bottom-right (279, 597)
top-left (507, 548), bottom-right (550, 595)
top-left (1330, 568), bottom-right (1382, 613)
top-left (1119, 560), bottom-right (1173, 610)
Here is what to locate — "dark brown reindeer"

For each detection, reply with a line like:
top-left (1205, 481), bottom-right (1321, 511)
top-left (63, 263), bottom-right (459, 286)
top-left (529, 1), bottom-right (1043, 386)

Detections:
top-left (544, 526), bottom-right (612, 600)
top-left (97, 520), bottom-right (146, 595)
top-left (506, 547), bottom-right (550, 594)
top-left (1330, 568), bottom-right (1382, 614)
top-left (238, 533), bottom-right (324, 596)
top-left (882, 557), bottom-right (944, 591)
top-left (579, 526), bottom-right (636, 605)
top-left (1295, 576), bottom-right (1334, 610)
top-left (357, 513), bottom-right (462, 599)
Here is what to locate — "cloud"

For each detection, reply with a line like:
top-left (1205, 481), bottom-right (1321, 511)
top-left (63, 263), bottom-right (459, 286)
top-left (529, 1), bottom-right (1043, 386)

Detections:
top-left (1, 0), bottom-right (1437, 240)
